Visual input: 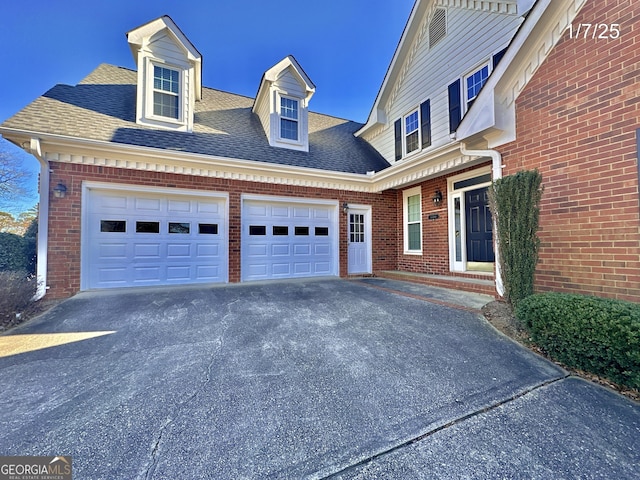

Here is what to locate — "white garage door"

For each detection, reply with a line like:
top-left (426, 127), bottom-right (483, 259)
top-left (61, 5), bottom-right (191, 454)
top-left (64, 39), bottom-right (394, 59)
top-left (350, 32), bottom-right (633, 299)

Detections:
top-left (241, 197), bottom-right (338, 281)
top-left (83, 186), bottom-right (227, 289)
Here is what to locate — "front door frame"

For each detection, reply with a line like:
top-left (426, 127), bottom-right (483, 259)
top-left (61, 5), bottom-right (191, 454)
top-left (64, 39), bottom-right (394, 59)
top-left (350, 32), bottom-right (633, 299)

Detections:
top-left (347, 204), bottom-right (372, 275)
top-left (447, 167), bottom-right (492, 273)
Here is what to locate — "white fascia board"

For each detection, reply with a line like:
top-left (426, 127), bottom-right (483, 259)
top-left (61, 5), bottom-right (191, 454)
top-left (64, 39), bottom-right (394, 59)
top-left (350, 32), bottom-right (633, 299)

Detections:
top-left (0, 128), bottom-right (375, 193)
top-left (356, 0), bottom-right (427, 137)
top-left (457, 0), bottom-right (587, 146)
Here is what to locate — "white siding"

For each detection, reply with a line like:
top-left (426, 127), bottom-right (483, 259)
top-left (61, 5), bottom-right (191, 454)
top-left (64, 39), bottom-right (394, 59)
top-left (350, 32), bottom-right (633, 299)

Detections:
top-left (364, 6), bottom-right (523, 163)
top-left (147, 32), bottom-right (190, 68)
top-left (274, 68), bottom-right (306, 97)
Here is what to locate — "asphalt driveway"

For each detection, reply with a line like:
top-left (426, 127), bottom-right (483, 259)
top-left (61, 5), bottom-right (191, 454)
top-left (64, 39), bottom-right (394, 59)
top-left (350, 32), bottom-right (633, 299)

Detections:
top-left (0, 279), bottom-right (638, 479)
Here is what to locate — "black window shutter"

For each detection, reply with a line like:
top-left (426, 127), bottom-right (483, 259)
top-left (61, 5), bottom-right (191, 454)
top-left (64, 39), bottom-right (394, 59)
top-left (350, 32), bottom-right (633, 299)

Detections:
top-left (394, 119), bottom-right (402, 161)
top-left (493, 47), bottom-right (507, 69)
top-left (420, 100), bottom-right (431, 149)
top-left (448, 79), bottom-right (462, 133)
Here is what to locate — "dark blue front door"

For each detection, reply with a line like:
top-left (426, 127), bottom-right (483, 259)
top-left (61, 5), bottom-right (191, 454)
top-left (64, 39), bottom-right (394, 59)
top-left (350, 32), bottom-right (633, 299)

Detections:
top-left (465, 187), bottom-right (495, 262)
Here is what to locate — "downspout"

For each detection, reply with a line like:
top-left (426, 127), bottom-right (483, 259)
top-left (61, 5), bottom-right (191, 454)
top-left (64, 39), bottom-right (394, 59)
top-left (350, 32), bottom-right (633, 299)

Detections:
top-left (26, 138), bottom-right (49, 300)
top-left (459, 142), bottom-right (504, 297)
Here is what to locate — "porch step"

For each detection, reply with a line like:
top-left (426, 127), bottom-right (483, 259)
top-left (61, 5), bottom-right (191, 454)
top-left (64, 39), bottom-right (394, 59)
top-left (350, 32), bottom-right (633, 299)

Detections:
top-left (376, 270), bottom-right (497, 297)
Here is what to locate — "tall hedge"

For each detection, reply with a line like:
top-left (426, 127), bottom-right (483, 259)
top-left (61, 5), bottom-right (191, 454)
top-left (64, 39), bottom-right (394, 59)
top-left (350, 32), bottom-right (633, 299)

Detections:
top-left (488, 170), bottom-right (543, 308)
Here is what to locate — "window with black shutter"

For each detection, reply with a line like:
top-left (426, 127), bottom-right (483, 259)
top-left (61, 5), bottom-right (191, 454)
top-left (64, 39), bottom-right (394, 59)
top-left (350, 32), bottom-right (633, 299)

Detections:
top-left (394, 119), bottom-right (402, 161)
top-left (420, 100), bottom-right (431, 149)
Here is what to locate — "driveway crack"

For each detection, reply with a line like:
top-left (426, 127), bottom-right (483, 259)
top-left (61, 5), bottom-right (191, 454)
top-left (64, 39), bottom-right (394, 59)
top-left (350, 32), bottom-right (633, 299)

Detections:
top-left (320, 374), bottom-right (571, 479)
top-left (141, 298), bottom-right (238, 480)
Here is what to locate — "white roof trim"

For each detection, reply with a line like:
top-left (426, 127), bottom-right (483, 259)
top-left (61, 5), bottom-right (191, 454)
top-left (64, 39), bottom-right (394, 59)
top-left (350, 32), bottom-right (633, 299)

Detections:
top-left (252, 55), bottom-right (316, 113)
top-left (456, 0), bottom-right (588, 146)
top-left (127, 15), bottom-right (203, 101)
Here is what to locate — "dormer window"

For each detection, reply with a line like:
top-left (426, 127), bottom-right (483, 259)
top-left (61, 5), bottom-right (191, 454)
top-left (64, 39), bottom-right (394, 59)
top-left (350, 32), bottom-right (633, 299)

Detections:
top-left (280, 96), bottom-right (299, 141)
top-left (153, 65), bottom-right (180, 119)
top-left (252, 56), bottom-right (315, 152)
top-left (127, 16), bottom-right (202, 132)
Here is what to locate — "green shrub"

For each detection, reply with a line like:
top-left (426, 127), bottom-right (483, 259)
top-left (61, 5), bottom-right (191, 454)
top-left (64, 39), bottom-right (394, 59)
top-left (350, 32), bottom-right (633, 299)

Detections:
top-left (0, 232), bottom-right (28, 271)
top-left (517, 293), bottom-right (640, 389)
top-left (0, 271), bottom-right (37, 330)
top-left (0, 229), bottom-right (36, 274)
top-left (488, 170), bottom-right (543, 308)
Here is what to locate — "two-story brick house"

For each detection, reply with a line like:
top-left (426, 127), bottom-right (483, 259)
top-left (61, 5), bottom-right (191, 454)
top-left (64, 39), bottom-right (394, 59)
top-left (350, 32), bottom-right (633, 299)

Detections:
top-left (1, 0), bottom-right (638, 302)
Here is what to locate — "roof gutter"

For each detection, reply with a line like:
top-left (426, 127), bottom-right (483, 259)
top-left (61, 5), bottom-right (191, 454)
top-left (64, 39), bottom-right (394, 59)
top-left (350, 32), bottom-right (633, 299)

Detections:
top-left (460, 142), bottom-right (504, 297)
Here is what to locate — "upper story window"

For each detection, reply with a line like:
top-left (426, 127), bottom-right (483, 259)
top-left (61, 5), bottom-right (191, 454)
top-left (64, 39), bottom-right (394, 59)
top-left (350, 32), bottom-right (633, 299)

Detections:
top-left (405, 110), bottom-right (420, 155)
top-left (280, 96), bottom-right (299, 141)
top-left (394, 100), bottom-right (431, 161)
top-left (465, 64), bottom-right (490, 110)
top-left (153, 65), bottom-right (180, 119)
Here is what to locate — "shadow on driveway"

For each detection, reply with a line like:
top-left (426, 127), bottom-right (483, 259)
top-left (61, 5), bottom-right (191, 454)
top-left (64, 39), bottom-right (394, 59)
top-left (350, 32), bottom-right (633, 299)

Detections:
top-left (0, 279), bottom-right (637, 479)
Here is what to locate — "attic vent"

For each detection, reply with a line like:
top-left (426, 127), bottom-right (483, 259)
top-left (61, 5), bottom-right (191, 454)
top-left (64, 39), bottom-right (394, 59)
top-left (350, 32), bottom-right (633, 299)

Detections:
top-left (429, 8), bottom-right (447, 48)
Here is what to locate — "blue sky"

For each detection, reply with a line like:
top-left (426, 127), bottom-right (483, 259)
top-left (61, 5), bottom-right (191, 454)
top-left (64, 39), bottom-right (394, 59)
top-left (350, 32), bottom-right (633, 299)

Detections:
top-left (0, 0), bottom-right (415, 215)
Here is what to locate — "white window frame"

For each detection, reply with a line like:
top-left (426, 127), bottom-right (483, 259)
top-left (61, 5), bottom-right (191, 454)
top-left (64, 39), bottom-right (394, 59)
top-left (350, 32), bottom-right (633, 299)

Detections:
top-left (277, 94), bottom-right (302, 145)
top-left (145, 59), bottom-right (185, 126)
top-left (464, 61), bottom-right (490, 112)
top-left (404, 109), bottom-right (420, 156)
top-left (403, 186), bottom-right (422, 255)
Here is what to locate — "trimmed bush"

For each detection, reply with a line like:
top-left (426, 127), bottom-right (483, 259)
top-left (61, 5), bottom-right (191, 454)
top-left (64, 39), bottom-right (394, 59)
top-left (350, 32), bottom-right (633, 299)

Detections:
top-left (517, 293), bottom-right (640, 389)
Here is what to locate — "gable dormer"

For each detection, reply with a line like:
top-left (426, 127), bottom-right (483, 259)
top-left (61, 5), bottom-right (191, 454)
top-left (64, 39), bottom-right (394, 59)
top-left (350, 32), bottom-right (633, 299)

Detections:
top-left (127, 16), bottom-right (202, 132)
top-left (252, 56), bottom-right (315, 152)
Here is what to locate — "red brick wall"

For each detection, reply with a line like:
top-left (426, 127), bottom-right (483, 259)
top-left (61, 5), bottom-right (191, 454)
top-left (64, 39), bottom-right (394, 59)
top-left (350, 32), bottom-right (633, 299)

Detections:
top-left (46, 162), bottom-right (397, 298)
top-left (498, 0), bottom-right (640, 302)
top-left (396, 177), bottom-right (450, 275)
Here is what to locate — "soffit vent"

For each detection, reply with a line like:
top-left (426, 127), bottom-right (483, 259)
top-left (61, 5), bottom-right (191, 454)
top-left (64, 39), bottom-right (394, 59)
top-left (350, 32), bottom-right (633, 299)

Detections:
top-left (429, 8), bottom-right (447, 48)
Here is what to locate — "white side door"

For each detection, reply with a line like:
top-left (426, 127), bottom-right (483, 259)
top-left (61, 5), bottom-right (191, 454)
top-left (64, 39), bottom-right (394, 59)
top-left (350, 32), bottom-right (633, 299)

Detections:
top-left (347, 206), bottom-right (372, 275)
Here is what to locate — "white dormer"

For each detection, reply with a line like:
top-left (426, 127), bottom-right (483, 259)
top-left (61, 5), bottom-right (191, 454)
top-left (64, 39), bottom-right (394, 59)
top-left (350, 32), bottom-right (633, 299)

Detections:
top-left (253, 56), bottom-right (315, 152)
top-left (127, 16), bottom-right (202, 132)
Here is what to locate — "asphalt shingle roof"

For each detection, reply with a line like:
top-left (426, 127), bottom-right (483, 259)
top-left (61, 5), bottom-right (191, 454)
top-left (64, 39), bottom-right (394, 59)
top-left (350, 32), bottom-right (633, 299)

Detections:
top-left (2, 64), bottom-right (390, 175)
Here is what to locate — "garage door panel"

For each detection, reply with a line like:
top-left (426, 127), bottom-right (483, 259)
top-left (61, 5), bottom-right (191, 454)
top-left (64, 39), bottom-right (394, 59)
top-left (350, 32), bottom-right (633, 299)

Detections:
top-left (314, 262), bottom-right (331, 274)
top-left (99, 243), bottom-right (127, 259)
top-left (134, 243), bottom-right (161, 258)
top-left (272, 244), bottom-right (290, 256)
top-left (167, 265), bottom-right (191, 280)
top-left (85, 188), bottom-right (227, 289)
top-left (133, 266), bottom-right (161, 282)
top-left (293, 244), bottom-right (310, 255)
top-left (196, 244), bottom-right (219, 257)
top-left (135, 197), bottom-right (162, 212)
top-left (197, 265), bottom-right (221, 280)
top-left (167, 244), bottom-right (191, 258)
top-left (197, 201), bottom-right (220, 214)
top-left (167, 199), bottom-right (192, 213)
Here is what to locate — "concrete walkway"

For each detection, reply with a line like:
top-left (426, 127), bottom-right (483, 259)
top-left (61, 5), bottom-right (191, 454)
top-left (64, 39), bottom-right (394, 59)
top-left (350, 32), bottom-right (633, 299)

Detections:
top-left (0, 279), bottom-right (637, 479)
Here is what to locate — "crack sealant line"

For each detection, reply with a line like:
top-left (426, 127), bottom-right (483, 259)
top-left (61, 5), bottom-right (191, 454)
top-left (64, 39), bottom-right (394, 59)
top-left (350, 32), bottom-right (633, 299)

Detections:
top-left (320, 374), bottom-right (570, 479)
top-left (348, 279), bottom-right (483, 314)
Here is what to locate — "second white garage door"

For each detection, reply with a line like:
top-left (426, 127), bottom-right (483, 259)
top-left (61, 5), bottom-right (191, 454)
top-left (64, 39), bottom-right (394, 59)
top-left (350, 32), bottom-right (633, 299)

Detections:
top-left (241, 196), bottom-right (339, 281)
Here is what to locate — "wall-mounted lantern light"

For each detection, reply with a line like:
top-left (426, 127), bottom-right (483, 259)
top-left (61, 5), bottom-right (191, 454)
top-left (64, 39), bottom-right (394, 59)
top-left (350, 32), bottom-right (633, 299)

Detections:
top-left (432, 190), bottom-right (443, 205)
top-left (53, 182), bottom-right (67, 198)
top-left (342, 202), bottom-right (349, 214)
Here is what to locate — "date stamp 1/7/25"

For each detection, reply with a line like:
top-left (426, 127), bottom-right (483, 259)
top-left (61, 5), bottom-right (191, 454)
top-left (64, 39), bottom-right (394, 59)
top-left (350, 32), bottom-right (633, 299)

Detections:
top-left (567, 23), bottom-right (621, 40)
